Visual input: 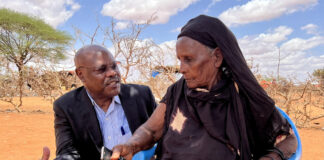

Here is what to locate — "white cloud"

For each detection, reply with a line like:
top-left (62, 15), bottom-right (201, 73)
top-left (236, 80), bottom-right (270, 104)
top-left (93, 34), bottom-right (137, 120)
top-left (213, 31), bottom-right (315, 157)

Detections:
top-left (238, 26), bottom-right (324, 81)
top-left (204, 0), bottom-right (222, 13)
top-left (156, 40), bottom-right (177, 66)
top-left (239, 26), bottom-right (293, 55)
top-left (301, 24), bottom-right (319, 35)
top-left (101, 0), bottom-right (199, 24)
top-left (281, 36), bottom-right (324, 52)
top-left (219, 0), bottom-right (318, 27)
top-left (0, 0), bottom-right (80, 28)
top-left (115, 21), bottom-right (130, 30)
top-left (171, 27), bottom-right (182, 33)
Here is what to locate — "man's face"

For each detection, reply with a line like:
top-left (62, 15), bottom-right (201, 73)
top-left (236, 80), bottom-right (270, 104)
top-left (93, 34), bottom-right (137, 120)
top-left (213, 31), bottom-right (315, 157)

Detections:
top-left (76, 49), bottom-right (121, 98)
top-left (176, 37), bottom-right (221, 89)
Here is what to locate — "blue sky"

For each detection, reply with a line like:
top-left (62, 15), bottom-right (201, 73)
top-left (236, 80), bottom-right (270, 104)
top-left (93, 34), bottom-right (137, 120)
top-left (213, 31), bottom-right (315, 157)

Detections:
top-left (1, 0), bottom-right (323, 81)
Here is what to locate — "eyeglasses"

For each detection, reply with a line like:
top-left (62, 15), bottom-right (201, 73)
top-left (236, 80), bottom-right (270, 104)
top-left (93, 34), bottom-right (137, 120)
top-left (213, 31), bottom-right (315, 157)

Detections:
top-left (77, 61), bottom-right (120, 75)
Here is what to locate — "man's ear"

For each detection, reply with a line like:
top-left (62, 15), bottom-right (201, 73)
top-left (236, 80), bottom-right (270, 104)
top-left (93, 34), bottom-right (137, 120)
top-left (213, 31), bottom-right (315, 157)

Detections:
top-left (213, 47), bottom-right (223, 68)
top-left (75, 68), bottom-right (86, 83)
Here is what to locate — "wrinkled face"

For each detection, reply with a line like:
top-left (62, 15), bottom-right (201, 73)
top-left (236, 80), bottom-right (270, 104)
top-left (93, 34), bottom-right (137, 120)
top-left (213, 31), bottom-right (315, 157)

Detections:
top-left (176, 37), bottom-right (223, 89)
top-left (76, 49), bottom-right (121, 98)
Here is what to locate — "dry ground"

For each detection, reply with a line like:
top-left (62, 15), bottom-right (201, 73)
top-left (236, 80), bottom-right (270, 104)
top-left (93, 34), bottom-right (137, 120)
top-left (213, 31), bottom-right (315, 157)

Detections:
top-left (0, 97), bottom-right (323, 160)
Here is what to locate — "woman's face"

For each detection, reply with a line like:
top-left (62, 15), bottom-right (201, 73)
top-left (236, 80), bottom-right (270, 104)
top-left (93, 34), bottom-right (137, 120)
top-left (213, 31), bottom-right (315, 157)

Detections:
top-left (176, 37), bottom-right (223, 89)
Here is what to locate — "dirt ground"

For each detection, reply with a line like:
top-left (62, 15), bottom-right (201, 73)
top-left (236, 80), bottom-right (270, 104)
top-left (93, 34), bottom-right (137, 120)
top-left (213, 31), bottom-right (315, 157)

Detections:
top-left (0, 97), bottom-right (323, 160)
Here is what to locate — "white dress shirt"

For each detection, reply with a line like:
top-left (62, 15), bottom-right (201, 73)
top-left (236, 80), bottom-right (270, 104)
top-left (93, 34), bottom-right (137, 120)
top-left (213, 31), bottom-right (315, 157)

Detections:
top-left (86, 90), bottom-right (132, 150)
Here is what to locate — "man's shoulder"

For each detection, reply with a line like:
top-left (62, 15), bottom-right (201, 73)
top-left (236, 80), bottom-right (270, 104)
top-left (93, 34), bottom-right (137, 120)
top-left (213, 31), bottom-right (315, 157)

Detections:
top-left (54, 86), bottom-right (85, 106)
top-left (120, 83), bottom-right (152, 98)
top-left (121, 83), bottom-right (149, 90)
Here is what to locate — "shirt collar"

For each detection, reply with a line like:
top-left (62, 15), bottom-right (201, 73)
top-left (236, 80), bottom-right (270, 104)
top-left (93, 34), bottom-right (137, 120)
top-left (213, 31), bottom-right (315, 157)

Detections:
top-left (114, 95), bottom-right (121, 104)
top-left (85, 89), bottom-right (121, 106)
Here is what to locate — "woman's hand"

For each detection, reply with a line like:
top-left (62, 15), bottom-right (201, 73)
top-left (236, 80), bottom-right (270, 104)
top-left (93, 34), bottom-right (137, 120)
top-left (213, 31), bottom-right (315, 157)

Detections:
top-left (111, 143), bottom-right (135, 160)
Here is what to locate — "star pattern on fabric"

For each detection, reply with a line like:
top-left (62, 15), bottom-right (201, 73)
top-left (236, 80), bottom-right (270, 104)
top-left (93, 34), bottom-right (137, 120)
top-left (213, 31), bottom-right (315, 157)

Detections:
top-left (170, 107), bottom-right (187, 133)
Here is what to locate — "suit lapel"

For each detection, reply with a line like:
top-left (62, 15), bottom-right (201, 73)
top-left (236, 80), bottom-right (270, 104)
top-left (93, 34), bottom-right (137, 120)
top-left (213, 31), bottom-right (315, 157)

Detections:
top-left (78, 88), bottom-right (103, 152)
top-left (119, 84), bottom-right (138, 133)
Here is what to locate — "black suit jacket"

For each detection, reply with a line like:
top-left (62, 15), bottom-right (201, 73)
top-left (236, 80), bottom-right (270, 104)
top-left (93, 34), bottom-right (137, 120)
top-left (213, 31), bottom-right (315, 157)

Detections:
top-left (53, 84), bottom-right (156, 160)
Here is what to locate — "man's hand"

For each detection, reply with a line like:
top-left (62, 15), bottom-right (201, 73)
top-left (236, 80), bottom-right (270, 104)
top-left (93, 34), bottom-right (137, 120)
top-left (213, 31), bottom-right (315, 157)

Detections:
top-left (40, 146), bottom-right (50, 160)
top-left (111, 144), bottom-right (134, 160)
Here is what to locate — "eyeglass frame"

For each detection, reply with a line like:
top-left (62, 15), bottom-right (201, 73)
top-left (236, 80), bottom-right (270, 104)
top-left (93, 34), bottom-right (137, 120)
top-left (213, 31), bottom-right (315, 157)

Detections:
top-left (76, 61), bottom-right (121, 75)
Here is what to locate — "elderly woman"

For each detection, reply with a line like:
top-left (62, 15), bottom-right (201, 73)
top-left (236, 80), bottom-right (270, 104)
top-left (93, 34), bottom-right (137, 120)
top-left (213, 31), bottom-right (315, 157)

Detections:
top-left (112, 15), bottom-right (297, 160)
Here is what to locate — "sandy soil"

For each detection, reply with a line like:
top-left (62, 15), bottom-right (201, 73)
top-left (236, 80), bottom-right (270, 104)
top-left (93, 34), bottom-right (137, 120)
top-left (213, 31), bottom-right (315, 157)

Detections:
top-left (0, 97), bottom-right (323, 160)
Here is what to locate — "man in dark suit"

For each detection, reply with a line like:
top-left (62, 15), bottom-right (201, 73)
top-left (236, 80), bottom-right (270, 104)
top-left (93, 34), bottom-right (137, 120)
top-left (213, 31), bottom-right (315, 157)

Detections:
top-left (41, 44), bottom-right (156, 160)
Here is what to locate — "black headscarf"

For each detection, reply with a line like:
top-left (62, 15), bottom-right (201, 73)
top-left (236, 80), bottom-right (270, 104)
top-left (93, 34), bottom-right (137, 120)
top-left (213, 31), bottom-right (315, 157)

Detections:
top-left (173, 15), bottom-right (290, 159)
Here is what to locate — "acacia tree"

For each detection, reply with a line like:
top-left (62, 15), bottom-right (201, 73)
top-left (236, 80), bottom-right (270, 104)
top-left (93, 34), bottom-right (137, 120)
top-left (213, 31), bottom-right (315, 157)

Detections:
top-left (313, 68), bottom-right (324, 88)
top-left (0, 9), bottom-right (72, 112)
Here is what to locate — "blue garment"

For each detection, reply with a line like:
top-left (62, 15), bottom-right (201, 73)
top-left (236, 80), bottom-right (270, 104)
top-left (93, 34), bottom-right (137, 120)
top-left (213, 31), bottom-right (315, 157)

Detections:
top-left (86, 91), bottom-right (132, 150)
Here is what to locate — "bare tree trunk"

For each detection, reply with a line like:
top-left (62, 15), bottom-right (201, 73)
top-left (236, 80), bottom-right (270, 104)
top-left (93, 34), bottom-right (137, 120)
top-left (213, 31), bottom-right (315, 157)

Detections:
top-left (16, 64), bottom-right (24, 112)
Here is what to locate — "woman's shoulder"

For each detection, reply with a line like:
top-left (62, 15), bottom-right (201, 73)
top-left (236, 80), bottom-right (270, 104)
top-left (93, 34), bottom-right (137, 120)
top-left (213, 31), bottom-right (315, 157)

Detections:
top-left (168, 77), bottom-right (185, 91)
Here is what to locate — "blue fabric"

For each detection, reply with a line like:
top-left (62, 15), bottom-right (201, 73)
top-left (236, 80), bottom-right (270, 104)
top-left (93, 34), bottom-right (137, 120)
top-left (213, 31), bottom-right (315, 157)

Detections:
top-left (86, 90), bottom-right (132, 150)
top-left (276, 107), bottom-right (302, 160)
top-left (133, 144), bottom-right (157, 160)
top-left (151, 71), bottom-right (160, 78)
